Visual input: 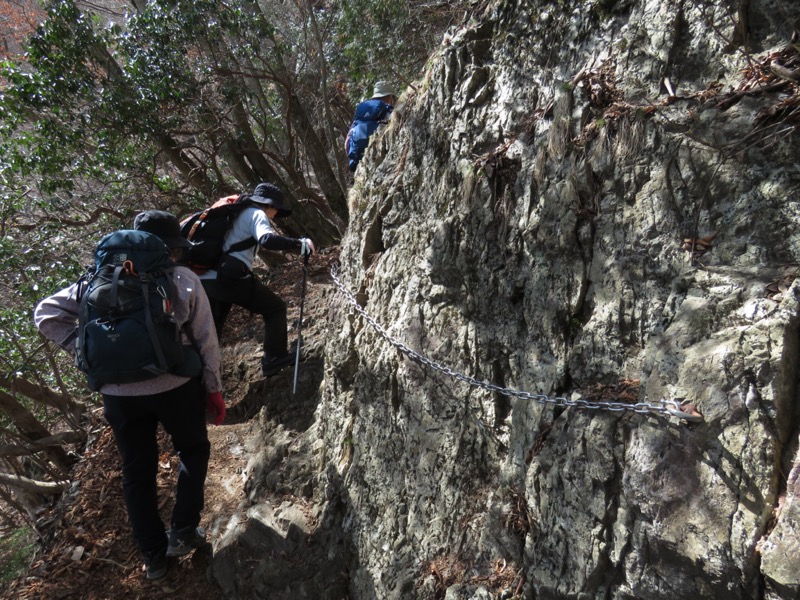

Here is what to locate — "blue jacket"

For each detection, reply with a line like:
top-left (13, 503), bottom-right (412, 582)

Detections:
top-left (346, 99), bottom-right (393, 171)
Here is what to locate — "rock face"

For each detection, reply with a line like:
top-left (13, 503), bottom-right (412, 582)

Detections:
top-left (247, 1), bottom-right (800, 599)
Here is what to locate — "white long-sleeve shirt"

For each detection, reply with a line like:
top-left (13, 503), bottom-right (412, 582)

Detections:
top-left (34, 266), bottom-right (222, 396)
top-left (198, 206), bottom-right (272, 279)
top-left (197, 205), bottom-right (302, 280)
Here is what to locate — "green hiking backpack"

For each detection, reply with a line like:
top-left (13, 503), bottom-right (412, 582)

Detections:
top-left (75, 230), bottom-right (190, 390)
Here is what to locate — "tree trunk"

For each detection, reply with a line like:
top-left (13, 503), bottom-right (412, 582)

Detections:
top-left (154, 133), bottom-right (219, 197)
top-left (0, 390), bottom-right (71, 475)
top-left (0, 376), bottom-right (82, 424)
top-left (286, 91), bottom-right (349, 222)
top-left (303, 0), bottom-right (349, 190)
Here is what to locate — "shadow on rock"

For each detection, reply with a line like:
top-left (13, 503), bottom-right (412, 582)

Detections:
top-left (210, 482), bottom-right (350, 599)
top-left (227, 357), bottom-right (324, 432)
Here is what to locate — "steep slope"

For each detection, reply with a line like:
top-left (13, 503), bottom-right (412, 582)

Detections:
top-left (314, 1), bottom-right (800, 599)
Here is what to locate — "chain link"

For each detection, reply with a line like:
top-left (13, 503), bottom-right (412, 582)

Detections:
top-left (329, 267), bottom-right (702, 423)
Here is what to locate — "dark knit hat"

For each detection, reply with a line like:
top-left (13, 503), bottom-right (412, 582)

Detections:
top-left (133, 210), bottom-right (190, 248)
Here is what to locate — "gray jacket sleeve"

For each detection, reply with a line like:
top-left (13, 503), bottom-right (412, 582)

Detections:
top-left (34, 283), bottom-right (81, 355)
top-left (174, 267), bottom-right (222, 394)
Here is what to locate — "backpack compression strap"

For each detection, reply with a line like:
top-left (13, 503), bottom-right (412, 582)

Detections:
top-left (140, 276), bottom-right (170, 376)
top-left (142, 267), bottom-right (182, 376)
top-left (184, 211), bottom-right (207, 242)
top-left (109, 262), bottom-right (135, 308)
top-left (227, 237), bottom-right (258, 253)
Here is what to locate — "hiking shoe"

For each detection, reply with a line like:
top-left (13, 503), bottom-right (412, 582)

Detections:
top-left (261, 353), bottom-right (294, 377)
top-left (166, 526), bottom-right (207, 557)
top-left (144, 548), bottom-right (168, 580)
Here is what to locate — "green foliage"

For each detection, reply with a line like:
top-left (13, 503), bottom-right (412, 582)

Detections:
top-left (0, 527), bottom-right (36, 586)
top-left (0, 0), bottom-right (462, 300)
top-left (118, 2), bottom-right (200, 115)
top-left (1, 0), bottom-right (460, 216)
top-left (334, 0), bottom-right (406, 80)
top-left (0, 0), bottom-right (187, 198)
top-left (331, 0), bottom-right (461, 101)
top-left (0, 225), bottom-right (85, 393)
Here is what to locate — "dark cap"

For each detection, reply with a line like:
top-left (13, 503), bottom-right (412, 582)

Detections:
top-left (133, 210), bottom-right (191, 249)
top-left (248, 183), bottom-right (292, 219)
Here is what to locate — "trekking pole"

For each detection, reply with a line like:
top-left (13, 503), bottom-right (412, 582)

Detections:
top-left (292, 254), bottom-right (309, 397)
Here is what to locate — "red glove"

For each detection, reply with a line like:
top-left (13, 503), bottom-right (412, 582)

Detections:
top-left (206, 392), bottom-right (225, 425)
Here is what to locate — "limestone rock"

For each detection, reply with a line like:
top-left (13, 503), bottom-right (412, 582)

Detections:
top-left (242, 0), bottom-right (800, 598)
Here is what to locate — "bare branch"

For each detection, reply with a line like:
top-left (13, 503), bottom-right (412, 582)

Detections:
top-left (0, 431), bottom-right (85, 460)
top-left (0, 471), bottom-right (69, 495)
top-left (13, 207), bottom-right (126, 232)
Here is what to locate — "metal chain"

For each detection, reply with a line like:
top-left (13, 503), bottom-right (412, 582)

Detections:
top-left (330, 267), bottom-right (703, 423)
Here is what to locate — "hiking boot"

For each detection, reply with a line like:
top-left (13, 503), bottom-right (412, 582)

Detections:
top-left (261, 353), bottom-right (294, 377)
top-left (143, 548), bottom-right (168, 580)
top-left (166, 526), bottom-right (207, 557)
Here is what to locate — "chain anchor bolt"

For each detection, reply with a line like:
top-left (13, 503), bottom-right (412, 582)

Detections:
top-left (666, 399), bottom-right (704, 423)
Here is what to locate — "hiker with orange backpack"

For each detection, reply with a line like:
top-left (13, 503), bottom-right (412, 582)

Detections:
top-left (184, 183), bottom-right (315, 377)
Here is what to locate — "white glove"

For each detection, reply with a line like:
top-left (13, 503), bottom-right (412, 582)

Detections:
top-left (299, 238), bottom-right (315, 256)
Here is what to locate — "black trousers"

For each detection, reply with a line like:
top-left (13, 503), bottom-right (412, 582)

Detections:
top-left (103, 378), bottom-right (209, 556)
top-left (202, 275), bottom-right (288, 360)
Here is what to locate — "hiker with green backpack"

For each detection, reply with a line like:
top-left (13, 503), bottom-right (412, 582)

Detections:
top-left (184, 182), bottom-right (315, 377)
top-left (34, 210), bottom-right (224, 580)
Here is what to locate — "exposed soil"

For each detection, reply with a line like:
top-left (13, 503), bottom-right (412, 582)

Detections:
top-left (2, 248), bottom-right (339, 600)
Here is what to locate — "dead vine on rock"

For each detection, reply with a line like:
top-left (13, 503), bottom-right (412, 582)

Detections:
top-left (572, 59), bottom-right (658, 147)
top-left (580, 379), bottom-right (641, 405)
top-left (419, 552), bottom-right (519, 599)
top-left (505, 486), bottom-right (534, 539)
top-left (765, 272), bottom-right (798, 301)
top-left (681, 231), bottom-right (719, 265)
top-left (717, 45), bottom-right (800, 111)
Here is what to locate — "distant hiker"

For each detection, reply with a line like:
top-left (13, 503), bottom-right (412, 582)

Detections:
top-left (345, 80), bottom-right (396, 172)
top-left (34, 210), bottom-right (224, 581)
top-left (196, 182), bottom-right (315, 377)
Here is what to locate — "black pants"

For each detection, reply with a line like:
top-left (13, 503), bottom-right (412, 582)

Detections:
top-left (202, 275), bottom-right (288, 360)
top-left (103, 378), bottom-right (209, 557)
